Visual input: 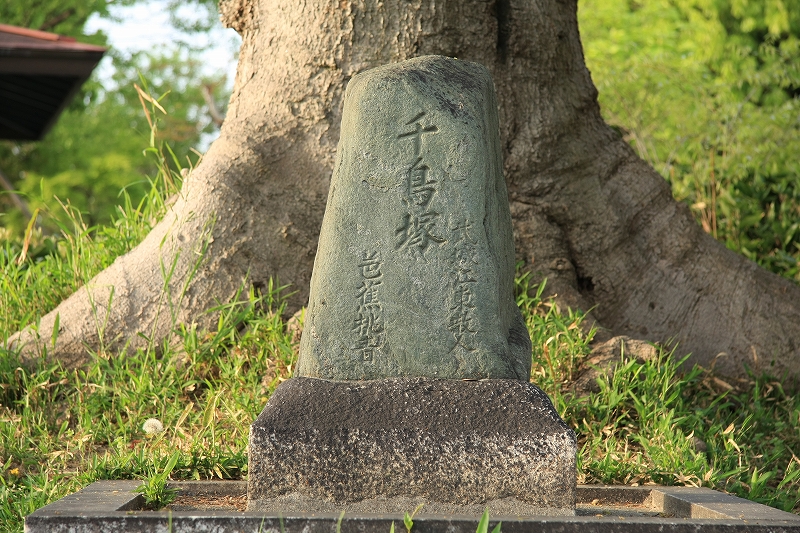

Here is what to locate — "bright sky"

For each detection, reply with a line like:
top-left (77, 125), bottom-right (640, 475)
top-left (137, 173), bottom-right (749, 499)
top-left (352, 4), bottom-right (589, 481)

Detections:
top-left (84, 0), bottom-right (241, 148)
top-left (84, 0), bottom-right (241, 87)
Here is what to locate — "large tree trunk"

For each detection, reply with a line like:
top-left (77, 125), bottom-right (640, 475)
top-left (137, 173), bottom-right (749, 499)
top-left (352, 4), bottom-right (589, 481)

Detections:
top-left (9, 0), bottom-right (800, 381)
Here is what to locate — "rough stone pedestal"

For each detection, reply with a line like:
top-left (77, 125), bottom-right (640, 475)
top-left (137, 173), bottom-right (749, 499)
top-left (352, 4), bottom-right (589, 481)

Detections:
top-left (247, 377), bottom-right (576, 516)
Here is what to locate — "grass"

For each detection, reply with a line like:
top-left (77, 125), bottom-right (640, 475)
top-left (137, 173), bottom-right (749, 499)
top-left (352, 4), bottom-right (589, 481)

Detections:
top-left (1, 240), bottom-right (800, 533)
top-left (2, 92), bottom-right (800, 532)
top-left (516, 274), bottom-right (800, 510)
top-left (0, 279), bottom-right (295, 530)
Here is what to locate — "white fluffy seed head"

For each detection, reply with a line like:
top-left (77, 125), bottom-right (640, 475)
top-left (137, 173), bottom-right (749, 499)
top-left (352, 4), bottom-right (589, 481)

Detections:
top-left (142, 418), bottom-right (164, 435)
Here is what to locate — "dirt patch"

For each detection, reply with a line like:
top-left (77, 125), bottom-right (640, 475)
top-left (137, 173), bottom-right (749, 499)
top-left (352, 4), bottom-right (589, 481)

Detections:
top-left (167, 494), bottom-right (247, 512)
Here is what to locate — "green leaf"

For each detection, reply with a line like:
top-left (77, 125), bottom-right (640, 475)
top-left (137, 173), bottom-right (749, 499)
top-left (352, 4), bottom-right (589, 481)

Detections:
top-left (336, 510), bottom-right (345, 533)
top-left (476, 508), bottom-right (490, 533)
top-left (403, 511), bottom-right (413, 533)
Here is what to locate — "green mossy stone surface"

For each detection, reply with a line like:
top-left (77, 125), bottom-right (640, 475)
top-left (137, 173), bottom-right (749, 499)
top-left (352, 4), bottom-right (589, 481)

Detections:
top-left (296, 55), bottom-right (531, 380)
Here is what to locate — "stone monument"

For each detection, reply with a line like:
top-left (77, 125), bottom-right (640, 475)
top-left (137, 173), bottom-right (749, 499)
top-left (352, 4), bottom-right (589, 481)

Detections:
top-left (248, 55), bottom-right (576, 516)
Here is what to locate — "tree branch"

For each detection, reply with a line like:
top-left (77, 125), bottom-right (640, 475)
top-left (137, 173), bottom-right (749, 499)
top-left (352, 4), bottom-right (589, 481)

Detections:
top-left (0, 167), bottom-right (33, 224)
top-left (39, 9), bottom-right (76, 32)
top-left (201, 84), bottom-right (225, 127)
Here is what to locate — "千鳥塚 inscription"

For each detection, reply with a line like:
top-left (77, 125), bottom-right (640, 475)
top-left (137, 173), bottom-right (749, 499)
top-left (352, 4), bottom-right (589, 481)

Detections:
top-left (396, 111), bottom-right (445, 259)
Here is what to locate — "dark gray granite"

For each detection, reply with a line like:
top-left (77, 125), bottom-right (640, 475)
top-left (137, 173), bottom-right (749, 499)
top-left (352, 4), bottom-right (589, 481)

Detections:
top-left (25, 480), bottom-right (800, 533)
top-left (247, 377), bottom-right (576, 515)
top-left (296, 55), bottom-right (531, 381)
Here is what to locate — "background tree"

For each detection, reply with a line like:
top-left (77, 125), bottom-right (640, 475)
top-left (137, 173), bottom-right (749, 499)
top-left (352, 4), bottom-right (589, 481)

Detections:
top-left (580, 0), bottom-right (800, 282)
top-left (0, 0), bottom-right (110, 38)
top-left (0, 0), bottom-right (231, 236)
top-left (7, 0), bottom-right (800, 383)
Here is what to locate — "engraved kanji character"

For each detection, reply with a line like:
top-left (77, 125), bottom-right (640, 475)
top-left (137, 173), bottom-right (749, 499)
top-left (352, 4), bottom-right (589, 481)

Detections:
top-left (353, 305), bottom-right (383, 337)
top-left (351, 337), bottom-right (375, 362)
top-left (398, 111), bottom-right (438, 157)
top-left (448, 305), bottom-right (478, 347)
top-left (407, 157), bottom-right (437, 208)
top-left (357, 278), bottom-right (382, 306)
top-left (359, 251), bottom-right (383, 279)
top-left (396, 211), bottom-right (445, 257)
top-left (454, 266), bottom-right (477, 287)
top-left (450, 217), bottom-right (477, 244)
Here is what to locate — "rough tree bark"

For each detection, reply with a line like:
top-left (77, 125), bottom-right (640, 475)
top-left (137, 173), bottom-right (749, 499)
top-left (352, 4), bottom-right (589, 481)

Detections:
top-left (9, 0), bottom-right (800, 381)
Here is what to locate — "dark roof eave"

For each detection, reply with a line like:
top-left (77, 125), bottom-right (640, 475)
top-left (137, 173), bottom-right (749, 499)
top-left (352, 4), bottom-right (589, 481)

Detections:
top-left (0, 24), bottom-right (107, 140)
top-left (0, 49), bottom-right (105, 76)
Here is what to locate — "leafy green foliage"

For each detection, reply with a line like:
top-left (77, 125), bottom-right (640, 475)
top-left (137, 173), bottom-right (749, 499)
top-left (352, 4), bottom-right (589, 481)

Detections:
top-left (0, 0), bottom-right (110, 42)
top-left (0, 0), bottom-right (231, 237)
top-left (135, 451), bottom-right (180, 509)
top-left (579, 0), bottom-right (800, 282)
top-left (516, 273), bottom-right (596, 415)
top-left (162, 0), bottom-right (221, 36)
top-left (0, 283), bottom-right (294, 530)
top-left (0, 88), bottom-right (187, 340)
top-left (0, 60), bottom-right (227, 236)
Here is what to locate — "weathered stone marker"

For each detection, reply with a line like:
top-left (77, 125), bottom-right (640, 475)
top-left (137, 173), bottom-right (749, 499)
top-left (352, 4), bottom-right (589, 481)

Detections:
top-left (295, 55), bottom-right (531, 381)
top-left (248, 56), bottom-right (576, 516)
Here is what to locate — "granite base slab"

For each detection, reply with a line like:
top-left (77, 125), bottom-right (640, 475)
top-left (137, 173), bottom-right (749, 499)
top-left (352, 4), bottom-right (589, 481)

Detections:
top-left (248, 377), bottom-right (576, 515)
top-left (24, 480), bottom-right (800, 532)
